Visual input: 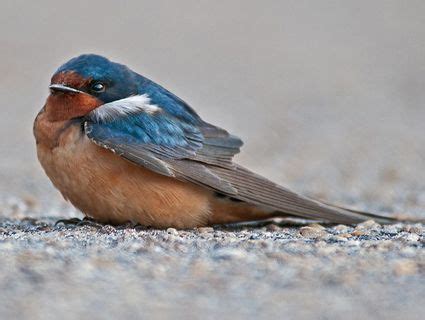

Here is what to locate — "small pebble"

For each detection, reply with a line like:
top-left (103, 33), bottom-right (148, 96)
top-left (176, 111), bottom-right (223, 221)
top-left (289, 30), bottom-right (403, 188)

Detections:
top-left (300, 226), bottom-right (328, 239)
top-left (339, 233), bottom-right (353, 238)
top-left (197, 227), bottom-right (214, 233)
top-left (308, 223), bottom-right (326, 230)
top-left (266, 224), bottom-right (281, 232)
top-left (334, 224), bottom-right (350, 233)
top-left (356, 219), bottom-right (381, 230)
top-left (166, 228), bottom-right (178, 236)
top-left (351, 229), bottom-right (366, 236)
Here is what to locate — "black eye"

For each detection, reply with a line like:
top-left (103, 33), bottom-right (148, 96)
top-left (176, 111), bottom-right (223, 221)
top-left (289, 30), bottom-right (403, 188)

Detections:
top-left (91, 82), bottom-right (105, 93)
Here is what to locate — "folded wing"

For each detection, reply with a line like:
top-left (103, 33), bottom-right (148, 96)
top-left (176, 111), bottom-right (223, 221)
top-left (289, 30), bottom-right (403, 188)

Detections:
top-left (84, 95), bottom-right (396, 224)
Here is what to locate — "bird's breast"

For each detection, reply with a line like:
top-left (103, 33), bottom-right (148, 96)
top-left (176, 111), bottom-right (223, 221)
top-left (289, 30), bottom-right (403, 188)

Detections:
top-left (34, 110), bottom-right (214, 228)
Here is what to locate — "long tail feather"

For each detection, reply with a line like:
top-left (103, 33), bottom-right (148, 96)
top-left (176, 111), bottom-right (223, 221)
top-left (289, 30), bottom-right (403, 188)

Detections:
top-left (209, 164), bottom-right (408, 224)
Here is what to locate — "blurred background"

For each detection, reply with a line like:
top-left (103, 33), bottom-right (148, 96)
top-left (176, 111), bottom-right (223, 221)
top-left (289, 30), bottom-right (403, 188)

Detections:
top-left (1, 0), bottom-right (425, 216)
top-left (1, 2), bottom-right (425, 320)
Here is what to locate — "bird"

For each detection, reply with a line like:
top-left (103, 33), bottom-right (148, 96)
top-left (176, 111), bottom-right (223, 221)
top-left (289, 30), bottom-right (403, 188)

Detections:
top-left (34, 54), bottom-right (399, 228)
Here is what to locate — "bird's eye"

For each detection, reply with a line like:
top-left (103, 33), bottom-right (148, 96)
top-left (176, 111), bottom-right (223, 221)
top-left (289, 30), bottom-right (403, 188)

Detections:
top-left (91, 82), bottom-right (105, 93)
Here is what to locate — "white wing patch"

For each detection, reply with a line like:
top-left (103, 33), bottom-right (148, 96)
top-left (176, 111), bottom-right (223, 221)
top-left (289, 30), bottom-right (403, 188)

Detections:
top-left (90, 94), bottom-right (160, 122)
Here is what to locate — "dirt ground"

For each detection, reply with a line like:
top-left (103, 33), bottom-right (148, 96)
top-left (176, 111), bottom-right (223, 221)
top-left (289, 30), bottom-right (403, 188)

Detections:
top-left (0, 1), bottom-right (424, 319)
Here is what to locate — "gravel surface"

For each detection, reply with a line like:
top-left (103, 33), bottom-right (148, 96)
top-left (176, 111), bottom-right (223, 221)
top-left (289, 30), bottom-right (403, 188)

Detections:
top-left (0, 203), bottom-right (424, 320)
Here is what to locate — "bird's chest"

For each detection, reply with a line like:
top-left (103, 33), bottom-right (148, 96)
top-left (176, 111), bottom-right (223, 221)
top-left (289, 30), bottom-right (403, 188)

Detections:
top-left (34, 111), bottom-right (213, 227)
top-left (35, 118), bottom-right (96, 200)
top-left (35, 118), bottom-right (132, 218)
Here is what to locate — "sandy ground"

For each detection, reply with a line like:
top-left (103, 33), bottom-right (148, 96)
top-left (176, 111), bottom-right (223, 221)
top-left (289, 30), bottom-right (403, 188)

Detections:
top-left (0, 215), bottom-right (423, 320)
top-left (1, 1), bottom-right (425, 319)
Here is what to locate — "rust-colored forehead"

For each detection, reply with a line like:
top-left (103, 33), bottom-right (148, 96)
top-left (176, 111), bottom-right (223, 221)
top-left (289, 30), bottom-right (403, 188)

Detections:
top-left (51, 71), bottom-right (92, 89)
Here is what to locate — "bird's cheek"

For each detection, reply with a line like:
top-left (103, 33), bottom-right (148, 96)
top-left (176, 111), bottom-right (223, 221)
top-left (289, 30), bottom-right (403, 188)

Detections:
top-left (45, 93), bottom-right (103, 122)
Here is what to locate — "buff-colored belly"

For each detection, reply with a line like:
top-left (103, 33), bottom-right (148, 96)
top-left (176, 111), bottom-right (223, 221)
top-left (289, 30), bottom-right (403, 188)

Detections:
top-left (36, 124), bottom-right (213, 228)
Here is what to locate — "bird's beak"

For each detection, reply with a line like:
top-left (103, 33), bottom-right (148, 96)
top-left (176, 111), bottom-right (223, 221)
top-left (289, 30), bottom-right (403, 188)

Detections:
top-left (49, 84), bottom-right (83, 94)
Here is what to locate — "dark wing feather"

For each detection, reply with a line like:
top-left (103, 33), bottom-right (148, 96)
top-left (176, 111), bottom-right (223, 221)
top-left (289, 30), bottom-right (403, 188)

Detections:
top-left (85, 100), bottom-right (396, 224)
top-left (85, 125), bottom-right (238, 194)
top-left (207, 165), bottom-right (396, 224)
top-left (185, 121), bottom-right (243, 168)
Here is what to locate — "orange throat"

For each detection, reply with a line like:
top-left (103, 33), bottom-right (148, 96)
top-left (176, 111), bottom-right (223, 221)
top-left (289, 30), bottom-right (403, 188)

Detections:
top-left (44, 92), bottom-right (102, 122)
top-left (45, 70), bottom-right (103, 122)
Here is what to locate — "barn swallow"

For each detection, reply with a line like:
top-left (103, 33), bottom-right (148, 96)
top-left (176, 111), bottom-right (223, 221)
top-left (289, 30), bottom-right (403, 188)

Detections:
top-left (34, 54), bottom-right (397, 228)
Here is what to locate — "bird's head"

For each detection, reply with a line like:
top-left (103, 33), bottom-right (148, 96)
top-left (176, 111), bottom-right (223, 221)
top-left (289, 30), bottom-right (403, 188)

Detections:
top-left (46, 54), bottom-right (139, 121)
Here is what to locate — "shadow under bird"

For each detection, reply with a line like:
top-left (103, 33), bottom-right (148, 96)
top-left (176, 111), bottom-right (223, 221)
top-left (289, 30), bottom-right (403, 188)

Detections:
top-left (34, 54), bottom-right (402, 228)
